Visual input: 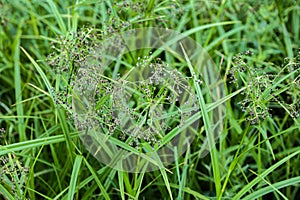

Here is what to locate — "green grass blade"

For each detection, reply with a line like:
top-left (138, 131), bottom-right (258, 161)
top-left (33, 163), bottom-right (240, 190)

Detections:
top-left (57, 109), bottom-right (74, 163)
top-left (26, 188), bottom-right (53, 200)
top-left (255, 125), bottom-right (275, 160)
top-left (144, 143), bottom-right (173, 200)
top-left (233, 149), bottom-right (300, 199)
top-left (20, 47), bottom-right (52, 94)
top-left (168, 183), bottom-right (210, 200)
top-left (180, 43), bottom-right (221, 197)
top-left (118, 170), bottom-right (125, 200)
top-left (13, 19), bottom-right (26, 141)
top-left (67, 155), bottom-right (83, 200)
top-left (133, 171), bottom-right (146, 200)
top-left (0, 133), bottom-right (78, 156)
top-left (243, 176), bottom-right (300, 200)
top-left (47, 0), bottom-right (67, 34)
top-left (0, 184), bottom-right (15, 200)
top-left (205, 25), bottom-right (246, 52)
top-left (177, 146), bottom-right (190, 200)
top-left (83, 158), bottom-right (110, 200)
top-left (248, 169), bottom-right (288, 200)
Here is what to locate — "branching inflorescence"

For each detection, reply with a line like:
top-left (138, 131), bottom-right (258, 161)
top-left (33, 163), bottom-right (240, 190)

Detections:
top-left (228, 49), bottom-right (300, 124)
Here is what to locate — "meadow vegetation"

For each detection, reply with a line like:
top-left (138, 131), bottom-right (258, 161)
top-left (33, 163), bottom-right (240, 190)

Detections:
top-left (0, 0), bottom-right (299, 199)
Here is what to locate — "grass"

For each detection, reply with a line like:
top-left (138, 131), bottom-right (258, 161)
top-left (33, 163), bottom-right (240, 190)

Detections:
top-left (0, 0), bottom-right (300, 199)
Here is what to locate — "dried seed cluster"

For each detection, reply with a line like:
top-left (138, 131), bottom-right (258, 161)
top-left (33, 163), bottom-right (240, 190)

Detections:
top-left (228, 49), bottom-right (300, 124)
top-left (72, 55), bottom-right (198, 149)
top-left (0, 127), bottom-right (5, 141)
top-left (47, 26), bottom-right (99, 74)
top-left (110, 0), bottom-right (184, 28)
top-left (47, 15), bottom-right (202, 151)
top-left (108, 56), bottom-right (198, 148)
top-left (0, 155), bottom-right (29, 199)
top-left (47, 25), bottom-right (126, 121)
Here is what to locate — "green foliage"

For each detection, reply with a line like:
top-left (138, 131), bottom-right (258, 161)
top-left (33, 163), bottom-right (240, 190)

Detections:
top-left (0, 0), bottom-right (299, 199)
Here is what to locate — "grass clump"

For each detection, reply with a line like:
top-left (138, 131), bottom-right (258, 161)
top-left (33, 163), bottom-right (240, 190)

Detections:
top-left (0, 0), bottom-right (300, 199)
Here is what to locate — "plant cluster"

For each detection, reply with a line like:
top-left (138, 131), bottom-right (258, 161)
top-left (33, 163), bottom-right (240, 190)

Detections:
top-left (62, 51), bottom-right (198, 150)
top-left (228, 49), bottom-right (300, 124)
top-left (107, 56), bottom-right (197, 148)
top-left (0, 154), bottom-right (29, 199)
top-left (47, 21), bottom-right (200, 151)
top-left (2, 0), bottom-right (300, 199)
top-left (108, 0), bottom-right (184, 28)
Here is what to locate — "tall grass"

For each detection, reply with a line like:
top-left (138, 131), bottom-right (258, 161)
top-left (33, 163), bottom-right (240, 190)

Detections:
top-left (0, 0), bottom-right (299, 199)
